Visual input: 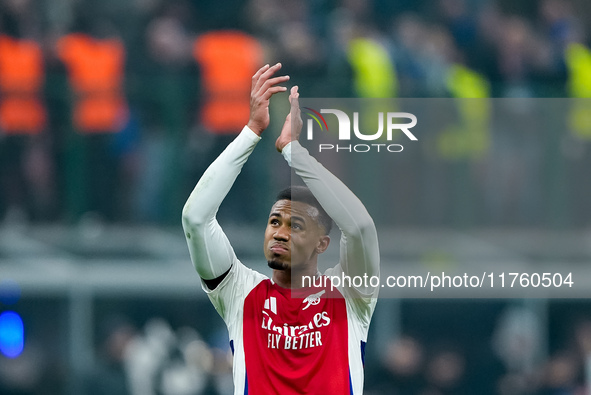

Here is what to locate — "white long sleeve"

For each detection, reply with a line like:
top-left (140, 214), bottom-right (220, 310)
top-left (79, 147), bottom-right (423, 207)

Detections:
top-left (182, 126), bottom-right (260, 280)
top-left (282, 141), bottom-right (380, 295)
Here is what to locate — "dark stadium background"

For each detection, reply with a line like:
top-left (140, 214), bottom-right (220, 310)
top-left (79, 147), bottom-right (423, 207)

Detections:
top-left (1, 0), bottom-right (591, 394)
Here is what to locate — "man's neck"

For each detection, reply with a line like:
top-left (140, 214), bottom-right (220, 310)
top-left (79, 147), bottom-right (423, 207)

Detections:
top-left (272, 265), bottom-right (319, 289)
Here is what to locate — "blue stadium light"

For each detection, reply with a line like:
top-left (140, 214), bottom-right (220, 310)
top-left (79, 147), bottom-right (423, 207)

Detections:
top-left (0, 311), bottom-right (24, 358)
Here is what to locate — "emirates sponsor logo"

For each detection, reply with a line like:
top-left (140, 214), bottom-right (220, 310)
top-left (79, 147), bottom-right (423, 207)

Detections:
top-left (262, 311), bottom-right (331, 350)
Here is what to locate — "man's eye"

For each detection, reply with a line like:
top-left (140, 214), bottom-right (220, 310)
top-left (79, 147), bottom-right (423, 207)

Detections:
top-left (292, 223), bottom-right (302, 230)
top-left (270, 219), bottom-right (279, 225)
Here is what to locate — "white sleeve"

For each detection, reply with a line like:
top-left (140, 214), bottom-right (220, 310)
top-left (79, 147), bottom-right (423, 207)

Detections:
top-left (182, 126), bottom-right (261, 280)
top-left (201, 259), bottom-right (267, 324)
top-left (281, 141), bottom-right (380, 296)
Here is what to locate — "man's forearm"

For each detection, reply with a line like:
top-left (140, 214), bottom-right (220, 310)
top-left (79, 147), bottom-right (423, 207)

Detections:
top-left (182, 126), bottom-right (260, 280)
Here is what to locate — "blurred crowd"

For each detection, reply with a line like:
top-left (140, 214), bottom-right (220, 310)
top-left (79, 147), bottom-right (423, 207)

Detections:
top-left (366, 304), bottom-right (591, 395)
top-left (0, 314), bottom-right (235, 395)
top-left (82, 317), bottom-right (231, 395)
top-left (3, 303), bottom-right (591, 395)
top-left (0, 0), bottom-right (590, 226)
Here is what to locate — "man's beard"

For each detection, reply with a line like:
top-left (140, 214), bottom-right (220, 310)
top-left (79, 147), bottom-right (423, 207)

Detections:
top-left (268, 259), bottom-right (289, 271)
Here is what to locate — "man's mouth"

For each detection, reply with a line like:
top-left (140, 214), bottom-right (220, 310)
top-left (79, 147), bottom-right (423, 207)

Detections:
top-left (270, 244), bottom-right (289, 254)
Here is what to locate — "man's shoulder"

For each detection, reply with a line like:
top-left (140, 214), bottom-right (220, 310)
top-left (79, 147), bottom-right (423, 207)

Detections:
top-left (202, 261), bottom-right (270, 324)
top-left (202, 259), bottom-right (268, 295)
top-left (320, 263), bottom-right (379, 325)
top-left (224, 260), bottom-right (269, 288)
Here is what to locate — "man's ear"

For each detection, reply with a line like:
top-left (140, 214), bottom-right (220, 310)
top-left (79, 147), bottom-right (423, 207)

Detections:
top-left (316, 235), bottom-right (330, 254)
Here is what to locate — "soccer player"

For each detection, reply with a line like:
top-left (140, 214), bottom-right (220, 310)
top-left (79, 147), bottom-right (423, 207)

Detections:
top-left (182, 63), bottom-right (380, 394)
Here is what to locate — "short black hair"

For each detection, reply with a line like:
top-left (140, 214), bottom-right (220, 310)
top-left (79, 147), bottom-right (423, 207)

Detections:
top-left (275, 186), bottom-right (333, 235)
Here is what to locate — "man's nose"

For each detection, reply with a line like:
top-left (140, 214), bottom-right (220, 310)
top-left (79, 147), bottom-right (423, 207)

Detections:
top-left (274, 225), bottom-right (290, 241)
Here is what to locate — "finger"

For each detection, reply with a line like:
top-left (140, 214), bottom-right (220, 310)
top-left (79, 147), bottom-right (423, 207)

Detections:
top-left (262, 75), bottom-right (290, 89)
top-left (262, 62), bottom-right (282, 78)
top-left (251, 64), bottom-right (270, 90)
top-left (257, 75), bottom-right (290, 96)
top-left (290, 85), bottom-right (300, 110)
top-left (289, 86), bottom-right (299, 103)
top-left (254, 62), bottom-right (282, 92)
top-left (262, 85), bottom-right (288, 100)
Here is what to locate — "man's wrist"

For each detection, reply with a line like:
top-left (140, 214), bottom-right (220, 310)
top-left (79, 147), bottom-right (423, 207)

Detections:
top-left (282, 141), bottom-right (294, 152)
top-left (242, 125), bottom-right (262, 141)
top-left (281, 141), bottom-right (294, 166)
top-left (246, 121), bottom-right (264, 136)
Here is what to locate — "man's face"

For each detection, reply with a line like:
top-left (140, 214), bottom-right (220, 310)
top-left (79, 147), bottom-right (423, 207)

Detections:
top-left (264, 199), bottom-right (328, 272)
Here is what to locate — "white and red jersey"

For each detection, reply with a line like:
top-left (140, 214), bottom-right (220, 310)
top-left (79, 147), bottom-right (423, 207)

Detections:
top-left (183, 126), bottom-right (380, 394)
top-left (203, 261), bottom-right (376, 395)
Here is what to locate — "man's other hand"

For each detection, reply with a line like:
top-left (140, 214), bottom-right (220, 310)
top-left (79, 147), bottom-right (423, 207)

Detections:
top-left (276, 85), bottom-right (302, 152)
top-left (247, 63), bottom-right (289, 136)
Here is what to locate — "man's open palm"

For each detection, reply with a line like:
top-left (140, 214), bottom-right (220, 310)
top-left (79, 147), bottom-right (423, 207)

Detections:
top-left (247, 63), bottom-right (289, 136)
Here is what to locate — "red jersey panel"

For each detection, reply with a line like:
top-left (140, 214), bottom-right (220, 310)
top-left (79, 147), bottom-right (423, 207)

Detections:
top-left (243, 279), bottom-right (350, 394)
top-left (202, 260), bottom-right (376, 395)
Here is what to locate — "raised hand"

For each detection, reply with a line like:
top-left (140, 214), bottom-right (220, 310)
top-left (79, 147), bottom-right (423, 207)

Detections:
top-left (276, 85), bottom-right (302, 152)
top-left (247, 63), bottom-right (290, 136)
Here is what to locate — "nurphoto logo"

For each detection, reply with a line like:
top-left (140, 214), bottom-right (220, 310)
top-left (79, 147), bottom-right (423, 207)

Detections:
top-left (303, 107), bottom-right (418, 153)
